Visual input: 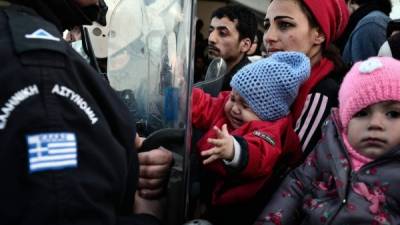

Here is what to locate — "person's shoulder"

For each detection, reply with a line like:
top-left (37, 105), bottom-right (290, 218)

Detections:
top-left (357, 11), bottom-right (390, 27)
top-left (3, 4), bottom-right (68, 58)
top-left (365, 10), bottom-right (390, 19)
top-left (229, 56), bottom-right (251, 75)
top-left (2, 4), bottom-right (97, 79)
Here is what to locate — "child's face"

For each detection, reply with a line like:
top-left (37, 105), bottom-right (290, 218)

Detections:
top-left (224, 90), bottom-right (261, 129)
top-left (347, 101), bottom-right (400, 159)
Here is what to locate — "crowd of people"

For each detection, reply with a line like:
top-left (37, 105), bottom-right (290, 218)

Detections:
top-left (2, 0), bottom-right (400, 225)
top-left (194, 0), bottom-right (400, 225)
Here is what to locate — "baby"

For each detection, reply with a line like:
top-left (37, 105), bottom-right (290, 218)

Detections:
top-left (192, 52), bottom-right (310, 206)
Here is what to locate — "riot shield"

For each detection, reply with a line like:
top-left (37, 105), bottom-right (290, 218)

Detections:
top-left (204, 58), bottom-right (227, 81)
top-left (107, 0), bottom-right (195, 224)
top-left (193, 57), bottom-right (227, 97)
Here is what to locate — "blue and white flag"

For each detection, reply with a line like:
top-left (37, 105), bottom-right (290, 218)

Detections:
top-left (26, 132), bottom-right (78, 173)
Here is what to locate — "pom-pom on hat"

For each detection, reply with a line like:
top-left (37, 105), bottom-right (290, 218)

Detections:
top-left (230, 52), bottom-right (310, 121)
top-left (339, 57), bottom-right (400, 129)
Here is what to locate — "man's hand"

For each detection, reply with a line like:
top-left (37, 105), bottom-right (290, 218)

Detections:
top-left (133, 191), bottom-right (163, 220)
top-left (201, 124), bottom-right (234, 164)
top-left (134, 133), bottom-right (145, 150)
top-left (138, 147), bottom-right (173, 199)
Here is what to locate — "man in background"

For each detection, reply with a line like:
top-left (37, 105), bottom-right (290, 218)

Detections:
top-left (207, 4), bottom-right (257, 91)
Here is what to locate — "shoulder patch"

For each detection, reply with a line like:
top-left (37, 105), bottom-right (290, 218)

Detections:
top-left (26, 132), bottom-right (78, 173)
top-left (25, 29), bottom-right (60, 42)
top-left (4, 6), bottom-right (66, 55)
top-left (253, 130), bottom-right (276, 146)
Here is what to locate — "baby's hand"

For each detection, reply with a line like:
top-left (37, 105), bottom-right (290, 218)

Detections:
top-left (202, 124), bottom-right (234, 164)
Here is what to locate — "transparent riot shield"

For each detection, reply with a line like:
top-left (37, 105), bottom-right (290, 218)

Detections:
top-left (193, 57), bottom-right (227, 97)
top-left (204, 58), bottom-right (227, 81)
top-left (107, 0), bottom-right (195, 224)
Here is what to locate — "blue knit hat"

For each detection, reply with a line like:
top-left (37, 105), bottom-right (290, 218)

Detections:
top-left (230, 52), bottom-right (310, 121)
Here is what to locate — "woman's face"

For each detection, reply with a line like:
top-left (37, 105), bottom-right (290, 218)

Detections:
top-left (263, 0), bottom-right (325, 61)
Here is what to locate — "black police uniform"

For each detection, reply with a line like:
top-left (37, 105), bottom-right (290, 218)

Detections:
top-left (0, 2), bottom-right (160, 225)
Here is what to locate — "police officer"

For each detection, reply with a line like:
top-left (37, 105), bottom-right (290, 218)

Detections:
top-left (0, 0), bottom-right (172, 224)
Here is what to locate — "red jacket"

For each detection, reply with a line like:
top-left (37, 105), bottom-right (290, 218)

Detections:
top-left (192, 88), bottom-right (300, 205)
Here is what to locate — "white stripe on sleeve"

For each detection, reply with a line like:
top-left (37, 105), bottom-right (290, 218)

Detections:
top-left (302, 96), bottom-right (328, 151)
top-left (295, 95), bottom-right (311, 132)
top-left (298, 93), bottom-right (321, 141)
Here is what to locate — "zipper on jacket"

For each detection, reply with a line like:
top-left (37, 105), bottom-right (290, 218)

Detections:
top-left (326, 160), bottom-right (392, 225)
top-left (325, 169), bottom-right (358, 225)
top-left (326, 194), bottom-right (348, 225)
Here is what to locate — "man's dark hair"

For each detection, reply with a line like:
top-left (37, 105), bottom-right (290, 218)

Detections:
top-left (211, 4), bottom-right (257, 43)
top-left (351, 0), bottom-right (392, 15)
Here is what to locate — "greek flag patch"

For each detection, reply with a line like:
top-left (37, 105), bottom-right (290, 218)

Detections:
top-left (26, 132), bottom-right (77, 173)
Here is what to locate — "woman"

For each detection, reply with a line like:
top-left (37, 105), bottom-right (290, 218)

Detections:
top-left (263, 0), bottom-right (349, 157)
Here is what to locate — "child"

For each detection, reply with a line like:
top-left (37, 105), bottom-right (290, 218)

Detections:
top-left (192, 52), bottom-right (310, 207)
top-left (256, 56), bottom-right (400, 225)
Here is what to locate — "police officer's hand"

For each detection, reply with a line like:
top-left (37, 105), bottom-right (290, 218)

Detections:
top-left (138, 147), bottom-right (173, 199)
top-left (134, 133), bottom-right (145, 149)
top-left (134, 191), bottom-right (163, 220)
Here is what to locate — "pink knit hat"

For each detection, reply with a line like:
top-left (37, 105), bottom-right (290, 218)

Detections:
top-left (339, 57), bottom-right (400, 129)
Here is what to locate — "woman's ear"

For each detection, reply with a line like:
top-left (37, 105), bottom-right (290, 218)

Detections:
top-left (313, 28), bottom-right (326, 45)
